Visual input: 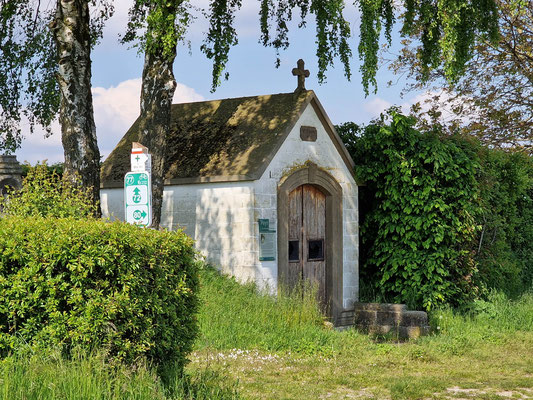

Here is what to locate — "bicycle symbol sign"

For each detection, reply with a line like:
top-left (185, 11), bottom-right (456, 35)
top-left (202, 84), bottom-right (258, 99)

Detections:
top-left (124, 171), bottom-right (151, 227)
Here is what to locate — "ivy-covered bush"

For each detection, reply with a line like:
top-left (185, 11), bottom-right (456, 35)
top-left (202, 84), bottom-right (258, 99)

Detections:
top-left (0, 216), bottom-right (199, 368)
top-left (475, 148), bottom-right (533, 296)
top-left (0, 162), bottom-right (96, 218)
top-left (339, 112), bottom-right (480, 310)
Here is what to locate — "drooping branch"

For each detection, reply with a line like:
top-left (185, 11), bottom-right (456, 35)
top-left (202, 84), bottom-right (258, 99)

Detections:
top-left (201, 0), bottom-right (242, 91)
top-left (389, 0), bottom-right (530, 153)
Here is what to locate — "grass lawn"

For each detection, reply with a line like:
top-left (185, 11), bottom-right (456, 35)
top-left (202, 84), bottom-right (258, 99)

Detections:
top-left (0, 266), bottom-right (531, 399)
top-left (187, 267), bottom-right (533, 400)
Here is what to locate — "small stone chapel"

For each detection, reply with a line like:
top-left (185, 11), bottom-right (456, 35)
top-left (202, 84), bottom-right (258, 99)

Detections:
top-left (100, 60), bottom-right (359, 324)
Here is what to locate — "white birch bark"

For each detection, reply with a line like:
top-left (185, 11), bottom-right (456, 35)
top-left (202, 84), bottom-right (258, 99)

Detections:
top-left (50, 0), bottom-right (101, 215)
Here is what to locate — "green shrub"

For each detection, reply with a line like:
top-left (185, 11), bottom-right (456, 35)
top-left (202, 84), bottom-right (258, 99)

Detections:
top-left (339, 112), bottom-right (480, 310)
top-left (338, 116), bottom-right (533, 303)
top-left (475, 149), bottom-right (533, 296)
top-left (0, 216), bottom-right (199, 369)
top-left (20, 161), bottom-right (64, 178)
top-left (0, 162), bottom-right (96, 218)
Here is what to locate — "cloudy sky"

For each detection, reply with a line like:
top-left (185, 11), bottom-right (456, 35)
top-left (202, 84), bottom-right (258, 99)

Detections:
top-left (17, 0), bottom-right (429, 164)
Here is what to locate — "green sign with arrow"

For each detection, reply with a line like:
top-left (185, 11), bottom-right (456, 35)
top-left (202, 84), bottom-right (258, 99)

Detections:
top-left (125, 171), bottom-right (151, 226)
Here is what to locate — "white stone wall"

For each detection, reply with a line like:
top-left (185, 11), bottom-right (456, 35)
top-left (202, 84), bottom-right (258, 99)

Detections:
top-left (101, 182), bottom-right (259, 282)
top-left (100, 101), bottom-right (359, 308)
top-left (252, 103), bottom-right (359, 308)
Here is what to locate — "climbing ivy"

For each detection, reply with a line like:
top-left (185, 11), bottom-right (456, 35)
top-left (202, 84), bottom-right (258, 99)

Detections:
top-left (344, 112), bottom-right (481, 310)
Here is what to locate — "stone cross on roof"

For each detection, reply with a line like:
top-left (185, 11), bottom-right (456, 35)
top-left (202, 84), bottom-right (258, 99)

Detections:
top-left (292, 59), bottom-right (310, 92)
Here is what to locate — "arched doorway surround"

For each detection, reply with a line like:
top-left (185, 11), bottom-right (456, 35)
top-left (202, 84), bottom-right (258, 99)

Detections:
top-left (277, 162), bottom-right (343, 322)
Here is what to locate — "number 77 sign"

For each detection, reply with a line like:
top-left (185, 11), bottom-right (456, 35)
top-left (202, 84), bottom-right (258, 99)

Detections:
top-left (124, 171), bottom-right (152, 227)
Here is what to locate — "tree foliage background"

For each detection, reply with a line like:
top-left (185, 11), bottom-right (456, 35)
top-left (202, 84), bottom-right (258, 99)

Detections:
top-left (337, 113), bottom-right (533, 310)
top-left (0, 0), bottom-right (113, 153)
top-left (1, 0), bottom-right (502, 220)
top-left (0, 0), bottom-right (58, 153)
top-left (391, 0), bottom-right (532, 153)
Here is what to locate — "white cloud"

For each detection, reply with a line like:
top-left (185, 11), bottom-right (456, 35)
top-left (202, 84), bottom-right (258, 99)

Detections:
top-left (399, 91), bottom-right (442, 115)
top-left (363, 97), bottom-right (393, 118)
top-left (172, 82), bottom-right (205, 104)
top-left (16, 79), bottom-right (204, 164)
top-left (399, 90), bottom-right (477, 126)
top-left (359, 90), bottom-right (477, 126)
top-left (94, 78), bottom-right (204, 159)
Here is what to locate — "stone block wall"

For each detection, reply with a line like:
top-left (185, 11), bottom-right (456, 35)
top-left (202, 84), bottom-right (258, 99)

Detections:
top-left (0, 155), bottom-right (23, 195)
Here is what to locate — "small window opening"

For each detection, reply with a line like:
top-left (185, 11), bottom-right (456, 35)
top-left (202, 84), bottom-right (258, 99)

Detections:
top-left (308, 239), bottom-right (324, 261)
top-left (289, 240), bottom-right (299, 262)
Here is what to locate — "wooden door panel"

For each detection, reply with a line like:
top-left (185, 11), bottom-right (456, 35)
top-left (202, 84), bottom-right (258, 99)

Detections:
top-left (302, 185), bottom-right (326, 306)
top-left (288, 184), bottom-right (327, 305)
top-left (303, 185), bottom-right (325, 240)
top-left (288, 186), bottom-right (303, 289)
top-left (288, 186), bottom-right (302, 240)
top-left (304, 262), bottom-right (326, 304)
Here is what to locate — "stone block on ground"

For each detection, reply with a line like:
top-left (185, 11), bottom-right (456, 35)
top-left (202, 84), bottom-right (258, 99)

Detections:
top-left (337, 303), bottom-right (431, 340)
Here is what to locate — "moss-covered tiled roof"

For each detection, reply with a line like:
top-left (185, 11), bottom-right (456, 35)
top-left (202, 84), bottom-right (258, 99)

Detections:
top-left (100, 90), bottom-right (353, 188)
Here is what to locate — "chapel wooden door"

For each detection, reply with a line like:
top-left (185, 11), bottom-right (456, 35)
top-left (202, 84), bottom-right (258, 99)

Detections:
top-left (288, 184), bottom-right (326, 305)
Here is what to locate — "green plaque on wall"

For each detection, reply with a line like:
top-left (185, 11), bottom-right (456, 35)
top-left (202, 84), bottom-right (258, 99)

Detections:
top-left (258, 219), bottom-right (276, 261)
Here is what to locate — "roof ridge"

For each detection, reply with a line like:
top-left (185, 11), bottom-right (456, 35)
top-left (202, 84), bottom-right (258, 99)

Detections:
top-left (170, 90), bottom-right (314, 107)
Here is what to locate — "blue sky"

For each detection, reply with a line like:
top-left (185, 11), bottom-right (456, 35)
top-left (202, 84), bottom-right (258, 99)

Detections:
top-left (17, 0), bottom-right (429, 164)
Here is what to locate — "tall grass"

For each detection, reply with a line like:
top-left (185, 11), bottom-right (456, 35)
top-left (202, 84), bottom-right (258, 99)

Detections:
top-left (197, 266), bottom-right (533, 356)
top-left (430, 290), bottom-right (533, 335)
top-left (417, 290), bottom-right (533, 356)
top-left (196, 266), bottom-right (338, 354)
top-left (0, 348), bottom-right (241, 400)
top-left (1, 267), bottom-right (531, 398)
top-left (0, 349), bottom-right (165, 400)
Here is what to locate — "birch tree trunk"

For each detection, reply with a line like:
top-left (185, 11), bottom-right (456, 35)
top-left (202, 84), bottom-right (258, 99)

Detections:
top-left (137, 48), bottom-right (177, 228)
top-left (50, 0), bottom-right (101, 216)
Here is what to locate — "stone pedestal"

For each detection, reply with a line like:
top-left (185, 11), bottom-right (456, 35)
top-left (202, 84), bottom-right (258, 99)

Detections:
top-left (0, 155), bottom-right (23, 195)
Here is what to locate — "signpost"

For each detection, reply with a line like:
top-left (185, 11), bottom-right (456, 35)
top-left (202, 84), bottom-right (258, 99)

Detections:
top-left (131, 147), bottom-right (151, 173)
top-left (125, 143), bottom-right (152, 227)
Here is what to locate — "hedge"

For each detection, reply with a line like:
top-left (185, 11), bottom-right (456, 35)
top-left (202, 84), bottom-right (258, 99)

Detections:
top-left (0, 216), bottom-right (199, 368)
top-left (337, 112), bottom-right (533, 308)
top-left (338, 113), bottom-right (480, 310)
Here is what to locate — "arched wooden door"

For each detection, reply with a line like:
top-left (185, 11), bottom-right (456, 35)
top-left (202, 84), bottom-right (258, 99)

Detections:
top-left (288, 184), bottom-right (326, 305)
top-left (277, 163), bottom-right (343, 323)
